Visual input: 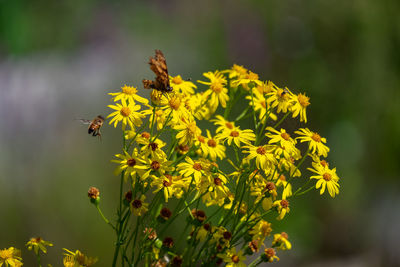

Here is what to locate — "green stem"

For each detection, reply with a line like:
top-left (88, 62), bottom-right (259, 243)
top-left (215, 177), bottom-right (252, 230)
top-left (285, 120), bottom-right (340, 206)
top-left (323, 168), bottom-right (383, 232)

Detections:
top-left (96, 205), bottom-right (116, 231)
top-left (273, 111), bottom-right (291, 129)
top-left (35, 253), bottom-right (42, 267)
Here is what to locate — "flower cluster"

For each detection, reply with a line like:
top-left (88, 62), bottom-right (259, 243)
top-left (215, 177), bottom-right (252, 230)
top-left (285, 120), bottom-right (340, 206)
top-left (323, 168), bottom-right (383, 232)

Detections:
top-left (98, 60), bottom-right (341, 266)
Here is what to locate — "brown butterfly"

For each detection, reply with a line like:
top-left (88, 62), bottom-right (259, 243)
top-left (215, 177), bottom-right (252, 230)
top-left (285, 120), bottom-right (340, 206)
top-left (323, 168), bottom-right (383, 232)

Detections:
top-left (142, 50), bottom-right (173, 93)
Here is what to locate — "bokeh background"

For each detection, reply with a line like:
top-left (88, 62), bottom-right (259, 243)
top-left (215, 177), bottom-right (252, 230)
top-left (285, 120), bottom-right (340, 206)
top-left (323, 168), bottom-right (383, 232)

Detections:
top-left (1, 0), bottom-right (399, 266)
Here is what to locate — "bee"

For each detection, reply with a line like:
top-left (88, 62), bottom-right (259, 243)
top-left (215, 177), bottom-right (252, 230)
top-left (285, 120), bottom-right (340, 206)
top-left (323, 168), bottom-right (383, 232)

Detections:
top-left (78, 115), bottom-right (105, 140)
top-left (142, 49), bottom-right (173, 94)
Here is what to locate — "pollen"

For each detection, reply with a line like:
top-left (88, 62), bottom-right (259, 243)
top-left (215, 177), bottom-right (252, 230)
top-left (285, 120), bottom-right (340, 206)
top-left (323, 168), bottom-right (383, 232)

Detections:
top-left (323, 173), bottom-right (332, 181)
top-left (230, 130), bottom-right (239, 137)
top-left (207, 139), bottom-right (217, 147)
top-left (120, 107), bottom-right (131, 117)
top-left (172, 76), bottom-right (183, 84)
top-left (311, 133), bottom-right (322, 142)
top-left (280, 199), bottom-right (289, 208)
top-left (281, 132), bottom-right (290, 140)
top-left (122, 85), bottom-right (136, 95)
top-left (131, 199), bottom-right (143, 209)
top-left (150, 161), bottom-right (160, 170)
top-left (169, 97), bottom-right (181, 110)
top-left (298, 93), bottom-right (310, 107)
top-left (127, 158), bottom-right (136, 167)
top-left (193, 163), bottom-right (202, 171)
top-left (256, 146), bottom-right (266, 155)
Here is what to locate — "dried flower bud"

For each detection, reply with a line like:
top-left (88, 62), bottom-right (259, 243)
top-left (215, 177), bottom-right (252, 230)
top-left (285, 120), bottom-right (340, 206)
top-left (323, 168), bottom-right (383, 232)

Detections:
top-left (162, 237), bottom-right (174, 249)
top-left (123, 190), bottom-right (132, 206)
top-left (88, 187), bottom-right (100, 205)
top-left (159, 208), bottom-right (172, 221)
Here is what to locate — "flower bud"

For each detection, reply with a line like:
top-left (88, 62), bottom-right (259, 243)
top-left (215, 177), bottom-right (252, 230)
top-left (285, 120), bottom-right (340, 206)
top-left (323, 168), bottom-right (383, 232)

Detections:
top-left (158, 207), bottom-right (172, 223)
top-left (88, 187), bottom-right (100, 205)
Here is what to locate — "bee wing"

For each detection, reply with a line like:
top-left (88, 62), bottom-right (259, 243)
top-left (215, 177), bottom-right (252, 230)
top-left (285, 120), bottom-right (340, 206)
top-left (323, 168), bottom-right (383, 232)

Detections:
top-left (76, 118), bottom-right (92, 125)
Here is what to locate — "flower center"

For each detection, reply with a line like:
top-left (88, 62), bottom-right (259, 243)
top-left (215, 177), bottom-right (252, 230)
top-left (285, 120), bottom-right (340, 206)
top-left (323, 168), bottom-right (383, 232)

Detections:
top-left (187, 122), bottom-right (198, 135)
top-left (169, 97), bottom-right (181, 110)
top-left (311, 133), bottom-right (321, 142)
top-left (214, 177), bottom-right (222, 185)
top-left (280, 199), bottom-right (289, 208)
top-left (172, 76), bottom-right (183, 84)
top-left (298, 93), bottom-right (310, 107)
top-left (230, 130), bottom-right (239, 137)
top-left (320, 160), bottom-right (329, 168)
top-left (141, 132), bottom-right (150, 139)
top-left (150, 161), bottom-right (160, 170)
top-left (231, 255), bottom-right (240, 263)
top-left (207, 139), bottom-right (217, 147)
top-left (323, 173), bottom-right (332, 181)
top-left (132, 199), bottom-right (142, 208)
top-left (225, 122), bottom-right (234, 129)
top-left (279, 175), bottom-right (286, 181)
top-left (265, 182), bottom-right (276, 191)
top-left (0, 250), bottom-right (12, 259)
top-left (197, 135), bottom-right (206, 143)
top-left (127, 158), bottom-right (136, 167)
top-left (246, 71), bottom-right (259, 80)
top-left (281, 232), bottom-right (289, 239)
top-left (256, 146), bottom-right (266, 155)
top-left (122, 85), bottom-right (136, 95)
top-left (149, 142), bottom-right (158, 151)
top-left (211, 82), bottom-right (223, 93)
top-left (120, 107), bottom-right (131, 117)
top-left (193, 163), bottom-right (202, 171)
top-left (281, 132), bottom-right (290, 140)
top-left (265, 248), bottom-right (275, 257)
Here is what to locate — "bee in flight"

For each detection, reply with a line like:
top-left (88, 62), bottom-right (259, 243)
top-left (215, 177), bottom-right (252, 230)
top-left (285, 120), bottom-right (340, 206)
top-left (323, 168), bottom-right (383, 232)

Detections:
top-left (78, 115), bottom-right (105, 140)
top-left (142, 49), bottom-right (173, 94)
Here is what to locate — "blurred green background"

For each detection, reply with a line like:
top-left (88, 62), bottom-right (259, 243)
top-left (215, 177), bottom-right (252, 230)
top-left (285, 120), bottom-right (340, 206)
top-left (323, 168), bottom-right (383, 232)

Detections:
top-left (1, 0), bottom-right (399, 266)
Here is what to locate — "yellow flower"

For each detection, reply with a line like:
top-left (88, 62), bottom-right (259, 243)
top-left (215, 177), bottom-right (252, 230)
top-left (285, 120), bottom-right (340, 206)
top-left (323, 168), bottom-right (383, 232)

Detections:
top-left (174, 118), bottom-right (202, 146)
top-left (290, 93), bottom-right (310, 123)
top-left (276, 175), bottom-right (292, 199)
top-left (272, 232), bottom-right (292, 250)
top-left (249, 220), bottom-right (272, 242)
top-left (200, 173), bottom-right (230, 206)
top-left (272, 199), bottom-right (290, 220)
top-left (130, 195), bottom-right (149, 216)
top-left (223, 64), bottom-right (248, 79)
top-left (141, 155), bottom-right (175, 181)
top-left (245, 89), bottom-right (277, 120)
top-left (198, 71), bottom-right (229, 108)
top-left (265, 127), bottom-right (297, 156)
top-left (107, 99), bottom-right (145, 130)
top-left (263, 248), bottom-right (280, 262)
top-left (109, 84), bottom-right (149, 104)
top-left (217, 247), bottom-right (246, 267)
top-left (26, 237), bottom-right (53, 255)
top-left (170, 75), bottom-right (197, 95)
top-left (231, 70), bottom-right (262, 89)
top-left (308, 159), bottom-right (340, 198)
top-left (295, 128), bottom-right (330, 157)
top-left (217, 127), bottom-right (256, 148)
top-left (136, 135), bottom-right (167, 160)
top-left (211, 115), bottom-right (236, 134)
top-left (176, 157), bottom-right (205, 185)
top-left (243, 144), bottom-right (277, 170)
top-left (267, 87), bottom-right (293, 114)
top-left (63, 249), bottom-right (97, 267)
top-left (151, 174), bottom-right (185, 202)
top-left (202, 130), bottom-right (226, 161)
top-left (111, 149), bottom-right (147, 182)
top-left (0, 247), bottom-right (23, 267)
top-left (159, 94), bottom-right (191, 125)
